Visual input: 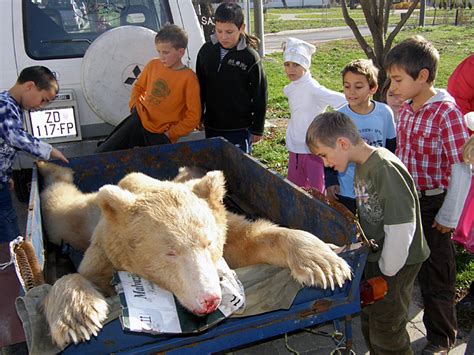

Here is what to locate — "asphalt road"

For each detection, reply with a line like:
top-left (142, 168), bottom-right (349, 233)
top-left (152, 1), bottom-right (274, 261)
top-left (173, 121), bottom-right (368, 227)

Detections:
top-left (264, 25), bottom-right (374, 54)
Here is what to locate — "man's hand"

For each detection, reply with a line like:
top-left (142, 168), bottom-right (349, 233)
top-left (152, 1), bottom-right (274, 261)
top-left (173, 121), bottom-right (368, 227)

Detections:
top-left (432, 220), bottom-right (453, 234)
top-left (251, 134), bottom-right (263, 144)
top-left (326, 185), bottom-right (340, 200)
top-left (50, 147), bottom-right (69, 164)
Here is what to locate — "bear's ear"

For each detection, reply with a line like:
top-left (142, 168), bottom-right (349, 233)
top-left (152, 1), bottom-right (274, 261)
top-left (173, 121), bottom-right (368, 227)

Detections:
top-left (190, 171), bottom-right (226, 206)
top-left (96, 185), bottom-right (136, 220)
top-left (118, 172), bottom-right (161, 193)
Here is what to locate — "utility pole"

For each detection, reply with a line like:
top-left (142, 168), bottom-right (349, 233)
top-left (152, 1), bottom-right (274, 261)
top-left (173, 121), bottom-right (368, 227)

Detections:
top-left (244, 0), bottom-right (251, 33)
top-left (254, 0), bottom-right (265, 57)
top-left (419, 0), bottom-right (426, 27)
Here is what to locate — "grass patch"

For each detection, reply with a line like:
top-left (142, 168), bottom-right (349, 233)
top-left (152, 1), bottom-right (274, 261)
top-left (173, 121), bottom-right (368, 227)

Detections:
top-left (456, 245), bottom-right (474, 292)
top-left (253, 7), bottom-right (473, 32)
top-left (262, 25), bottom-right (474, 121)
top-left (252, 125), bottom-right (288, 177)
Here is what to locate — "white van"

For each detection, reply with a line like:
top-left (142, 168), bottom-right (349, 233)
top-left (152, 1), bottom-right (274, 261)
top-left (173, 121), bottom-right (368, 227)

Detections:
top-left (0, 0), bottom-right (214, 200)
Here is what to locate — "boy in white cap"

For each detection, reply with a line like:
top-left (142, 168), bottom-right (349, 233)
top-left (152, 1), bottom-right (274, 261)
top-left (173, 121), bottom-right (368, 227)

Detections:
top-left (283, 37), bottom-right (346, 193)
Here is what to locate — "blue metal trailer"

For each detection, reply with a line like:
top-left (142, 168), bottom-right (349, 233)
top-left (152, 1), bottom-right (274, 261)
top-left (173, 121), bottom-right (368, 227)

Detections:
top-left (25, 138), bottom-right (369, 354)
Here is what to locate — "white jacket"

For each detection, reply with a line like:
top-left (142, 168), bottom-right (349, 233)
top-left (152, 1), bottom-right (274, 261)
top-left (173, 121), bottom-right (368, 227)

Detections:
top-left (284, 71), bottom-right (346, 153)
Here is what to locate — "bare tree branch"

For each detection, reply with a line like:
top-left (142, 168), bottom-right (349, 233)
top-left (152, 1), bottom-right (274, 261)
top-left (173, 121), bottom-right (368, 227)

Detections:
top-left (340, 0), bottom-right (423, 99)
top-left (383, 0), bottom-right (393, 36)
top-left (385, 0), bottom-right (421, 56)
top-left (361, 1), bottom-right (384, 67)
top-left (341, 0), bottom-right (376, 62)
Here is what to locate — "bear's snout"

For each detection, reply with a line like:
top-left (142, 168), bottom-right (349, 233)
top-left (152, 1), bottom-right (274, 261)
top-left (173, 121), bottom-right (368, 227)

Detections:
top-left (194, 293), bottom-right (221, 315)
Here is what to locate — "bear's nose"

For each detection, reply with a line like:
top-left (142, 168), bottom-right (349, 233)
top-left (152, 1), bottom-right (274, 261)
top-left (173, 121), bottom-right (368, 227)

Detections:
top-left (195, 294), bottom-right (221, 314)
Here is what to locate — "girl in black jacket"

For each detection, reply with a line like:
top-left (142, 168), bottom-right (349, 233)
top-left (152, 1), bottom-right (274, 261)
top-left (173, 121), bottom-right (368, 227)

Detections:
top-left (196, 2), bottom-right (267, 154)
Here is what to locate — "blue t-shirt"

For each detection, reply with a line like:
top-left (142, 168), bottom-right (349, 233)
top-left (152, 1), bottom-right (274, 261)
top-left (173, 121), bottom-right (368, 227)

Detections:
top-left (337, 101), bottom-right (396, 198)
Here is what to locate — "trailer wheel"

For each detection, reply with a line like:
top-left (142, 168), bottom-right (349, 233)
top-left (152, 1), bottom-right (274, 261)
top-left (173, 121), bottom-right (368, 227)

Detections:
top-left (12, 169), bottom-right (32, 203)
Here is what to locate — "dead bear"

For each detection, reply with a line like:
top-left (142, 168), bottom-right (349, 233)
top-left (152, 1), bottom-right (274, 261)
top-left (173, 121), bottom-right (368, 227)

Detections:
top-left (38, 162), bottom-right (352, 347)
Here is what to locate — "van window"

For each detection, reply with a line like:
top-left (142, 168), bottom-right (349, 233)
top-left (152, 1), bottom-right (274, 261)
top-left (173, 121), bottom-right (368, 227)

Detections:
top-left (23, 0), bottom-right (172, 60)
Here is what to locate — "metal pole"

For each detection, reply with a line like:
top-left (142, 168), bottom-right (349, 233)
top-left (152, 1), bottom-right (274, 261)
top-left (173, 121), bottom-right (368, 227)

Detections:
top-left (419, 0), bottom-right (426, 27)
top-left (245, 0), bottom-right (251, 34)
top-left (254, 0), bottom-right (265, 57)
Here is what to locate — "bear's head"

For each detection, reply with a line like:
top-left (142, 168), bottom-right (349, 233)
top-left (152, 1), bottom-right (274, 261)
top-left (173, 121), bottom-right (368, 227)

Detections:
top-left (94, 171), bottom-right (228, 315)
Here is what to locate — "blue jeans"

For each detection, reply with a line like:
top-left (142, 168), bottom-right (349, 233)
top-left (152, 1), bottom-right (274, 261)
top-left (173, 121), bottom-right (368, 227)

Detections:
top-left (205, 127), bottom-right (252, 154)
top-left (0, 182), bottom-right (20, 243)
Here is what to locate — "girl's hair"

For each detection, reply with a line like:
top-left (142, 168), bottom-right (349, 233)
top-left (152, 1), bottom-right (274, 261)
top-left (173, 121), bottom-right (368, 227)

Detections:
top-left (17, 66), bottom-right (58, 91)
top-left (463, 135), bottom-right (474, 164)
top-left (214, 2), bottom-right (259, 50)
top-left (381, 78), bottom-right (391, 104)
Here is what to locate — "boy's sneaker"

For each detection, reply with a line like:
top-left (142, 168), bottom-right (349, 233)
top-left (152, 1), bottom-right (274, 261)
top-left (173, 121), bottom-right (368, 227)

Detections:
top-left (422, 343), bottom-right (450, 355)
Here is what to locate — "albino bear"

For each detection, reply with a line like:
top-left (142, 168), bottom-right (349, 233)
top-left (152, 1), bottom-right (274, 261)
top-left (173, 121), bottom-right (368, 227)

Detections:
top-left (38, 162), bottom-right (352, 348)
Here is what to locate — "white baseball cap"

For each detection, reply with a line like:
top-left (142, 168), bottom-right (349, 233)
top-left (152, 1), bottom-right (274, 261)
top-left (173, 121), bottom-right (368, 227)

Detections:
top-left (283, 37), bottom-right (316, 71)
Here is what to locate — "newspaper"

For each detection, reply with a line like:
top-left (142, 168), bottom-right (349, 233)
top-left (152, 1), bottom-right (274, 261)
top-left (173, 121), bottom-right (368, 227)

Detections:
top-left (113, 258), bottom-right (245, 334)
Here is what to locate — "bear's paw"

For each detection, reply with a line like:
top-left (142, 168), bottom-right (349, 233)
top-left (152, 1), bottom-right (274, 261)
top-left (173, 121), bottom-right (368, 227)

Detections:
top-left (284, 231), bottom-right (353, 291)
top-left (43, 274), bottom-right (109, 348)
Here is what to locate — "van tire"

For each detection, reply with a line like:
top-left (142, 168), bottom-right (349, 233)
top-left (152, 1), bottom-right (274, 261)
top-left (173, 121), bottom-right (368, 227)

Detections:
top-left (12, 169), bottom-right (32, 203)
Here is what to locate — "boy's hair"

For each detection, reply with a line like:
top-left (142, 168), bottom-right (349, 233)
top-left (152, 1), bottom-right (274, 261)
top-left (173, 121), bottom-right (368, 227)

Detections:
top-left (214, 2), bottom-right (259, 49)
top-left (306, 111), bottom-right (362, 149)
top-left (155, 24), bottom-right (188, 49)
top-left (384, 35), bottom-right (439, 83)
top-left (215, 2), bottom-right (244, 28)
top-left (17, 66), bottom-right (58, 92)
top-left (341, 59), bottom-right (379, 89)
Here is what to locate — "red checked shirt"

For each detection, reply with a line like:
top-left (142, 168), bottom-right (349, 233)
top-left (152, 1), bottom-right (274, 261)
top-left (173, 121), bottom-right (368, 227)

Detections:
top-left (396, 91), bottom-right (469, 190)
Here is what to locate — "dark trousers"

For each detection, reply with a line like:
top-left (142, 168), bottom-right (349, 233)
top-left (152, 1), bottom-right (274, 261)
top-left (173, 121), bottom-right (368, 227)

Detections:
top-left (362, 261), bottom-right (421, 354)
top-left (0, 182), bottom-right (20, 243)
top-left (205, 127), bottom-right (252, 154)
top-left (96, 110), bottom-right (170, 153)
top-left (418, 193), bottom-right (457, 348)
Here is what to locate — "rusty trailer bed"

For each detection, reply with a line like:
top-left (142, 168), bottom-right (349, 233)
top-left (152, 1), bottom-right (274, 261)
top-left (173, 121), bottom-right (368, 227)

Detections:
top-left (25, 137), bottom-right (368, 354)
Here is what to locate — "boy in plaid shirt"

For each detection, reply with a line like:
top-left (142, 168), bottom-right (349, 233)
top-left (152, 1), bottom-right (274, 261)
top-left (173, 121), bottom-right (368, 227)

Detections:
top-left (385, 36), bottom-right (470, 354)
top-left (1, 66), bottom-right (68, 242)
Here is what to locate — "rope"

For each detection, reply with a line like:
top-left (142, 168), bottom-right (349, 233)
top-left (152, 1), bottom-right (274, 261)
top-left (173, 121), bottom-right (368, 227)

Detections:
top-left (0, 236), bottom-right (22, 270)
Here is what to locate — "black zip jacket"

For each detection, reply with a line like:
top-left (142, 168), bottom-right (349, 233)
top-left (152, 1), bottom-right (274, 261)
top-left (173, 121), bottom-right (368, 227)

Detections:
top-left (196, 35), bottom-right (267, 135)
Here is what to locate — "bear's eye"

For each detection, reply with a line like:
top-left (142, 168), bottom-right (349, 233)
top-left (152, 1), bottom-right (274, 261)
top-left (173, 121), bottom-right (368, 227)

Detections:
top-left (166, 250), bottom-right (177, 257)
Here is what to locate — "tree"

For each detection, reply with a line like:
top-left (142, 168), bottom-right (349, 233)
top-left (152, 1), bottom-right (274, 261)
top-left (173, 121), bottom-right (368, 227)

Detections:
top-left (340, 0), bottom-right (421, 99)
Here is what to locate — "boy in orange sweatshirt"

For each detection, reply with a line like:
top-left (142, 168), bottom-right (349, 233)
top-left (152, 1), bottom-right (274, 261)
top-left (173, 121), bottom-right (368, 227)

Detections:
top-left (96, 24), bottom-right (200, 152)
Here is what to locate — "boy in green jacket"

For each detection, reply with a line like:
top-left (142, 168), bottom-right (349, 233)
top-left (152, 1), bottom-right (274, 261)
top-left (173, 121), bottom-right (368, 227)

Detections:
top-left (306, 111), bottom-right (430, 354)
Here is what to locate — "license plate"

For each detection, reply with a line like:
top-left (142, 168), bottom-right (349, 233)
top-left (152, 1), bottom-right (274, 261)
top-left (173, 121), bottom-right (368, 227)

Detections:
top-left (28, 107), bottom-right (78, 139)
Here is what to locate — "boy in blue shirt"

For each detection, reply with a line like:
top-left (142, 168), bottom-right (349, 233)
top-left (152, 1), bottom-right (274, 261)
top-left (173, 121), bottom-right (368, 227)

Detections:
top-left (1, 66), bottom-right (68, 242)
top-left (326, 59), bottom-right (396, 213)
